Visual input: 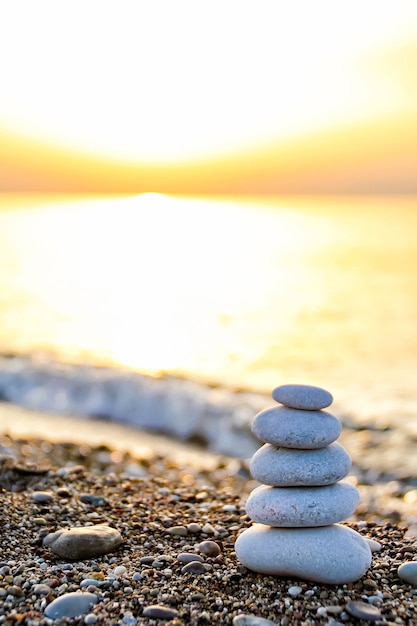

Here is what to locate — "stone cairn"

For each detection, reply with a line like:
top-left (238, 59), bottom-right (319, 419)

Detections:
top-left (235, 384), bottom-right (372, 584)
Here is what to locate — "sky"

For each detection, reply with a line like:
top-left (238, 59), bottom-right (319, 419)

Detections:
top-left (1, 1), bottom-right (417, 194)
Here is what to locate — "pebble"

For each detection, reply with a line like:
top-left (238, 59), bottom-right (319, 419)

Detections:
top-left (345, 600), bottom-right (382, 621)
top-left (250, 442), bottom-right (352, 486)
top-left (31, 490), bottom-right (54, 503)
top-left (84, 613), bottom-right (98, 625)
top-left (33, 583), bottom-right (52, 595)
top-left (167, 525), bottom-right (188, 536)
top-left (233, 615), bottom-right (278, 626)
top-left (142, 605), bottom-right (179, 619)
top-left (181, 561), bottom-right (207, 574)
top-left (177, 552), bottom-right (204, 563)
top-left (198, 540), bottom-right (221, 556)
top-left (44, 591), bottom-right (98, 619)
top-left (234, 524), bottom-right (372, 584)
top-left (245, 482), bottom-right (360, 527)
top-left (272, 384), bottom-right (333, 410)
top-left (365, 538), bottom-right (382, 552)
top-left (288, 585), bottom-right (302, 596)
top-left (397, 561), bottom-right (417, 585)
top-left (79, 494), bottom-right (107, 506)
top-left (252, 406), bottom-right (341, 448)
top-left (43, 524), bottom-right (123, 560)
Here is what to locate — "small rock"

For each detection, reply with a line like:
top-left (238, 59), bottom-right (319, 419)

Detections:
top-left (345, 600), bottom-right (382, 621)
top-left (44, 592), bottom-right (98, 619)
top-left (43, 524), bottom-right (122, 560)
top-left (167, 526), bottom-right (188, 536)
top-left (142, 605), bottom-right (179, 620)
top-left (198, 540), bottom-right (221, 556)
top-left (181, 561), bottom-right (207, 574)
top-left (233, 615), bottom-right (278, 626)
top-left (79, 494), bottom-right (107, 506)
top-left (365, 538), bottom-right (382, 552)
top-left (272, 384), bottom-right (333, 410)
top-left (201, 522), bottom-right (215, 534)
top-left (288, 585), bottom-right (302, 597)
top-left (177, 553), bottom-right (204, 564)
top-left (31, 491), bottom-right (54, 503)
top-left (398, 561), bottom-right (417, 586)
top-left (6, 585), bottom-right (23, 597)
top-left (33, 583), bottom-right (52, 595)
top-left (187, 523), bottom-right (202, 534)
top-left (84, 613), bottom-right (98, 625)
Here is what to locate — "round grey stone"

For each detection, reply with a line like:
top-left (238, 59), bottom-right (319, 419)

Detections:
top-left (397, 561), bottom-right (417, 585)
top-left (272, 384), bottom-right (333, 410)
top-left (245, 482), bottom-right (360, 527)
top-left (345, 600), bottom-right (382, 621)
top-left (252, 406), bottom-right (341, 448)
top-left (250, 442), bottom-right (351, 486)
top-left (44, 592), bottom-right (98, 619)
top-left (43, 524), bottom-right (122, 560)
top-left (235, 524), bottom-right (372, 584)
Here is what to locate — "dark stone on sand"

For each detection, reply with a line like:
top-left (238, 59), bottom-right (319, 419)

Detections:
top-left (181, 561), bottom-right (207, 574)
top-left (198, 540), bottom-right (221, 556)
top-left (345, 600), bottom-right (382, 621)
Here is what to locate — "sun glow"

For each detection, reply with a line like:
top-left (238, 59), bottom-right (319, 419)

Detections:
top-left (0, 1), bottom-right (416, 164)
top-left (0, 194), bottom-right (341, 380)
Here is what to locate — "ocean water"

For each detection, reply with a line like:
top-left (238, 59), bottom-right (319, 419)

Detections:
top-left (0, 193), bottom-right (416, 459)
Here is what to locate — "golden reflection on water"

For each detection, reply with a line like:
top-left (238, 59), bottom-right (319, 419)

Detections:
top-left (0, 193), bottom-right (416, 396)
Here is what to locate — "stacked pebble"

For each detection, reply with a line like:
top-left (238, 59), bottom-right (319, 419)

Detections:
top-left (235, 384), bottom-right (372, 584)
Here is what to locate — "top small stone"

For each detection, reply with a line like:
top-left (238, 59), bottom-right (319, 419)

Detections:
top-left (272, 384), bottom-right (333, 410)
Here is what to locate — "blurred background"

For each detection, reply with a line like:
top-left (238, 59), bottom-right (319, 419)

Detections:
top-left (0, 1), bottom-right (416, 470)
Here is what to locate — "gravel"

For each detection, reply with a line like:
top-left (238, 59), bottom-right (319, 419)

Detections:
top-left (0, 434), bottom-right (416, 625)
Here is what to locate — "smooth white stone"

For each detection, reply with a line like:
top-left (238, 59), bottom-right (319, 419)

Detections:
top-left (252, 406), bottom-right (341, 448)
top-left (235, 524), bottom-right (372, 584)
top-left (272, 384), bottom-right (333, 410)
top-left (250, 442), bottom-right (351, 486)
top-left (245, 482), bottom-right (360, 527)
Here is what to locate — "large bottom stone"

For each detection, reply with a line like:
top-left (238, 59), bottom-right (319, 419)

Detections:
top-left (235, 524), bottom-right (372, 584)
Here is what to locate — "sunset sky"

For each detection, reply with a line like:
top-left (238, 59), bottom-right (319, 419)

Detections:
top-left (1, 1), bottom-right (417, 193)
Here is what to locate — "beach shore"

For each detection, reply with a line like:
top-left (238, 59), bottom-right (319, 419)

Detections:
top-left (1, 404), bottom-right (416, 625)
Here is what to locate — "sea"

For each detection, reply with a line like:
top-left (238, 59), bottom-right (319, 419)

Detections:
top-left (0, 193), bottom-right (416, 473)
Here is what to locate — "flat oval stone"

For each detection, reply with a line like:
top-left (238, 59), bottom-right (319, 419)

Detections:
top-left (252, 406), bottom-right (341, 448)
top-left (272, 384), bottom-right (333, 410)
top-left (398, 561), bottom-right (417, 586)
top-left (142, 605), bottom-right (179, 619)
top-left (245, 482), bottom-right (359, 526)
top-left (250, 442), bottom-right (351, 486)
top-left (235, 524), bottom-right (372, 584)
top-left (345, 600), bottom-right (382, 621)
top-left (43, 524), bottom-right (122, 560)
top-left (44, 592), bottom-right (98, 619)
top-left (233, 615), bottom-right (277, 626)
